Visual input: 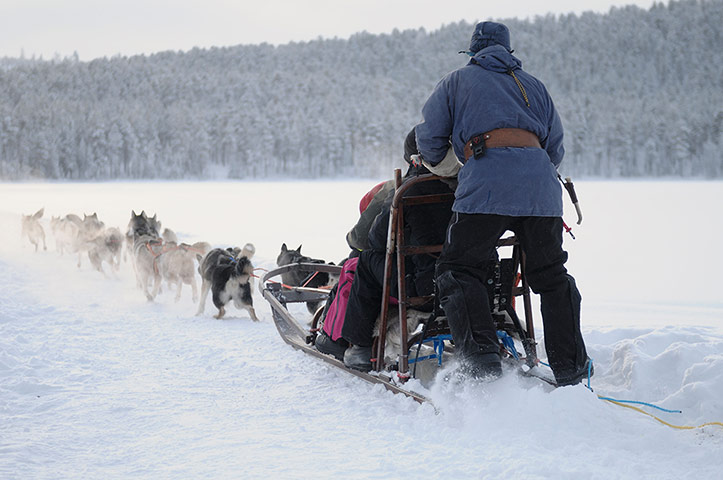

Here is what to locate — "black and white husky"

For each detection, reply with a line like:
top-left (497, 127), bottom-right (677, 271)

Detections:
top-left (196, 247), bottom-right (259, 321)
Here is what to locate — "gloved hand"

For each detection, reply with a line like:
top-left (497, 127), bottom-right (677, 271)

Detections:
top-left (409, 154), bottom-right (423, 168)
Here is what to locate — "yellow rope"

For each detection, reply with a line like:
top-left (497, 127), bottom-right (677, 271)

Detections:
top-left (508, 70), bottom-right (530, 107)
top-left (599, 396), bottom-right (723, 430)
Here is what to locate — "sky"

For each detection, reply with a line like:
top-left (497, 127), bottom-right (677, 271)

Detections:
top-left (1, 0), bottom-right (662, 61)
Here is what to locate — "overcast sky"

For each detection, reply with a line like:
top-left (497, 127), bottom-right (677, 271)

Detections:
top-left (1, 0), bottom-right (661, 61)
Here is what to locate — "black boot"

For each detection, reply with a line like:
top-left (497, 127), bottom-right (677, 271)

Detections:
top-left (315, 331), bottom-right (349, 361)
top-left (459, 351), bottom-right (503, 380)
top-left (343, 345), bottom-right (373, 372)
top-left (555, 357), bottom-right (594, 387)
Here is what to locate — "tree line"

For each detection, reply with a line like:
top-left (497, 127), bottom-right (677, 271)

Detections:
top-left (0, 0), bottom-right (720, 180)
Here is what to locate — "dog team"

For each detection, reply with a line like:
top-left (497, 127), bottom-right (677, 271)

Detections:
top-left (20, 208), bottom-right (259, 321)
top-left (21, 207), bottom-right (407, 355)
top-left (23, 207), bottom-right (122, 273)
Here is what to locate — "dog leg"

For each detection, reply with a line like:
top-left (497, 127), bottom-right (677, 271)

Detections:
top-left (196, 280), bottom-right (210, 316)
top-left (245, 306), bottom-right (260, 322)
top-left (190, 277), bottom-right (198, 303)
top-left (175, 279), bottom-right (183, 302)
top-left (142, 273), bottom-right (155, 301)
top-left (150, 273), bottom-right (162, 300)
top-left (214, 306), bottom-right (226, 319)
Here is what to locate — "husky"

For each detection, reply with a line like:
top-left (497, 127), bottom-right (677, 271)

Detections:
top-left (50, 215), bottom-right (80, 255)
top-left (133, 235), bottom-right (164, 301)
top-left (373, 308), bottom-right (426, 363)
top-left (21, 208), bottom-right (47, 252)
top-left (152, 241), bottom-right (199, 302)
top-left (196, 247), bottom-right (259, 321)
top-left (87, 226), bottom-right (124, 275)
top-left (124, 211), bottom-right (161, 263)
top-left (127, 211), bottom-right (163, 300)
top-left (162, 228), bottom-right (178, 244)
top-left (67, 213), bottom-right (106, 269)
top-left (178, 241), bottom-right (212, 267)
top-left (276, 243), bottom-right (331, 313)
top-left (147, 214), bottom-right (162, 238)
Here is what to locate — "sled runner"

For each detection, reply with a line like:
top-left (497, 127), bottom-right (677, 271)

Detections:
top-left (260, 170), bottom-right (540, 402)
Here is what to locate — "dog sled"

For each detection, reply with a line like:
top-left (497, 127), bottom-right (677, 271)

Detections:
top-left (260, 170), bottom-right (540, 403)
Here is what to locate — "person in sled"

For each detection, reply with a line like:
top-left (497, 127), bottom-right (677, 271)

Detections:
top-left (315, 128), bottom-right (455, 369)
top-left (414, 21), bottom-right (592, 385)
top-left (345, 179), bottom-right (395, 257)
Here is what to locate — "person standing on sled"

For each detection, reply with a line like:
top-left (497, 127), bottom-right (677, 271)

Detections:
top-left (414, 21), bottom-right (591, 385)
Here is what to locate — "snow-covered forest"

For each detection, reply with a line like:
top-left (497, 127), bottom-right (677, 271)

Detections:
top-left (0, 0), bottom-right (720, 181)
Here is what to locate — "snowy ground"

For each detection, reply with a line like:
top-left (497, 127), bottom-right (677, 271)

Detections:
top-left (1, 180), bottom-right (722, 479)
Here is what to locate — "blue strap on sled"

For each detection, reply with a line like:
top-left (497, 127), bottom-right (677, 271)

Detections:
top-left (410, 332), bottom-right (519, 366)
top-left (496, 330), bottom-right (519, 360)
top-left (408, 334), bottom-right (453, 366)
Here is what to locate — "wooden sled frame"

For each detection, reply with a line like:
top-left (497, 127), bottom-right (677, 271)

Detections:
top-left (373, 169), bottom-right (539, 379)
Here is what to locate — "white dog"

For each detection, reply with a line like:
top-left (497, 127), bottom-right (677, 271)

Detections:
top-left (21, 208), bottom-right (47, 252)
top-left (50, 215), bottom-right (79, 255)
top-left (153, 242), bottom-right (199, 302)
top-left (87, 226), bottom-right (124, 275)
top-left (64, 213), bottom-right (105, 269)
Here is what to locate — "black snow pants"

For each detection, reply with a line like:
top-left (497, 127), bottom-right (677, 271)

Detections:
top-left (435, 213), bottom-right (588, 379)
top-left (341, 249), bottom-right (393, 347)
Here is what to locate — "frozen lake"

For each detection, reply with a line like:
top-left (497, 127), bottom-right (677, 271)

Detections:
top-left (1, 180), bottom-right (722, 478)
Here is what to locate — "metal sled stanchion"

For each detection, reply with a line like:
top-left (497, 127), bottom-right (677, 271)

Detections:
top-left (374, 169), bottom-right (538, 379)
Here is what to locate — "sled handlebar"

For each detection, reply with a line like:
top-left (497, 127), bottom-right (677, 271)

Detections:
top-left (559, 175), bottom-right (583, 225)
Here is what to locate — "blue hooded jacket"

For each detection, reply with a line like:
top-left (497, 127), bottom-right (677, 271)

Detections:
top-left (415, 45), bottom-right (564, 217)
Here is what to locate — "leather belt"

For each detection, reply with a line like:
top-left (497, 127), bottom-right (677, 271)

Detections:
top-left (463, 128), bottom-right (541, 161)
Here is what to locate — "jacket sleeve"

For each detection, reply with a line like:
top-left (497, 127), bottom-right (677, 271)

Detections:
top-left (346, 181), bottom-right (395, 252)
top-left (422, 146), bottom-right (461, 177)
top-left (543, 92), bottom-right (565, 168)
top-left (415, 75), bottom-right (455, 166)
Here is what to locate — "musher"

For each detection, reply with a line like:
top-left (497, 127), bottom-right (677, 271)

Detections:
top-left (414, 21), bottom-right (592, 385)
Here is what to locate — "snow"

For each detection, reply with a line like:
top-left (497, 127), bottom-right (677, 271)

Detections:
top-left (1, 180), bottom-right (722, 479)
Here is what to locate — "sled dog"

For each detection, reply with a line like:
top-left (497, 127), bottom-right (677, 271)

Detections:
top-left (21, 208), bottom-right (47, 252)
top-left (153, 241), bottom-right (199, 302)
top-left (87, 226), bottom-right (124, 275)
top-left (178, 241), bottom-right (212, 266)
top-left (162, 228), bottom-right (178, 244)
top-left (124, 210), bottom-right (161, 263)
top-left (276, 243), bottom-right (331, 313)
top-left (50, 215), bottom-right (80, 255)
top-left (68, 213), bottom-right (105, 268)
top-left (196, 247), bottom-right (259, 321)
top-left (127, 211), bottom-right (162, 300)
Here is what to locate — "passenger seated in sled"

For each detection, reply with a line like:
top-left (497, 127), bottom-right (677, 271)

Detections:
top-left (344, 179), bottom-right (394, 258)
top-left (315, 128), bottom-right (455, 370)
